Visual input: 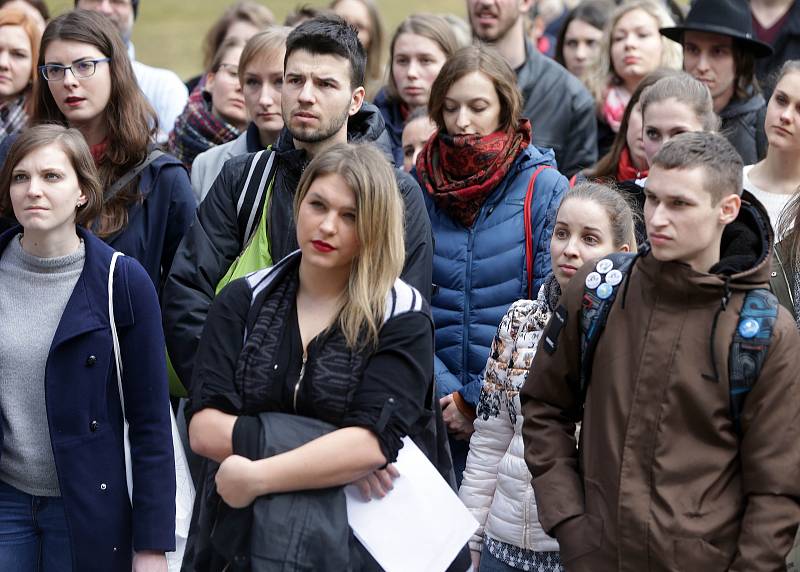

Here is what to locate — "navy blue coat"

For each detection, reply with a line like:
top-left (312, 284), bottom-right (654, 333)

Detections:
top-left (374, 89), bottom-right (405, 168)
top-left (107, 153), bottom-right (197, 290)
top-left (421, 144), bottom-right (567, 408)
top-left (0, 227), bottom-right (176, 571)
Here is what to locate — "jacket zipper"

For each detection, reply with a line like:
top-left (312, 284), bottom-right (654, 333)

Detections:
top-left (293, 354), bottom-right (307, 413)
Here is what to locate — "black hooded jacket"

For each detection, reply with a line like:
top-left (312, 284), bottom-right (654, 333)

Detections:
top-left (162, 103), bottom-right (434, 388)
top-left (719, 90), bottom-right (768, 165)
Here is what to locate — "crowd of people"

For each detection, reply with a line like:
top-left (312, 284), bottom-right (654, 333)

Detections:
top-left (0, 0), bottom-right (799, 570)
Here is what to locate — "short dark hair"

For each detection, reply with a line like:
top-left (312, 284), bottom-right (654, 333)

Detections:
top-left (285, 15), bottom-right (365, 89)
top-left (650, 132), bottom-right (743, 203)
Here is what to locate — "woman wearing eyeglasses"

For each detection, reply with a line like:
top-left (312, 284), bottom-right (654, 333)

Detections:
top-left (32, 9), bottom-right (196, 291)
top-left (169, 37), bottom-right (247, 171)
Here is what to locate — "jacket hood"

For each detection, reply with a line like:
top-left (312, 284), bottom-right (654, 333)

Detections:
top-left (274, 101), bottom-right (394, 162)
top-left (719, 91), bottom-right (766, 120)
top-left (518, 143), bottom-right (558, 170)
top-left (710, 190), bottom-right (773, 286)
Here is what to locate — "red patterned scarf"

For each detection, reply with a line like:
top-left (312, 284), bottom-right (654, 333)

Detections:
top-left (416, 119), bottom-right (532, 227)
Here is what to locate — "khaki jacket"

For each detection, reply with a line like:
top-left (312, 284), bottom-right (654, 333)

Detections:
top-left (521, 200), bottom-right (800, 572)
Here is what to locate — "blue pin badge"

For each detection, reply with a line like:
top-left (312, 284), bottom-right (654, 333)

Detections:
top-left (596, 282), bottom-right (613, 300)
top-left (739, 318), bottom-right (760, 339)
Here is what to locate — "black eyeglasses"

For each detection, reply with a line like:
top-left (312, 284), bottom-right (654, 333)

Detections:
top-left (39, 58), bottom-right (111, 82)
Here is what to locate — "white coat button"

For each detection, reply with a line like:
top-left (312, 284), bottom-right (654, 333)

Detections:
top-left (771, 271), bottom-right (777, 277)
top-left (100, 483), bottom-right (107, 490)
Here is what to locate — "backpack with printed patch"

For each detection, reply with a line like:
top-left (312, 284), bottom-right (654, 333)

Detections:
top-left (577, 252), bottom-right (779, 437)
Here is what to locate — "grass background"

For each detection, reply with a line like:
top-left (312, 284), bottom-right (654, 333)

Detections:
top-left (47, 0), bottom-right (467, 80)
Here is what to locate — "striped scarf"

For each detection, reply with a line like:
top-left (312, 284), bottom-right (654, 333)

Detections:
top-left (168, 86), bottom-right (240, 171)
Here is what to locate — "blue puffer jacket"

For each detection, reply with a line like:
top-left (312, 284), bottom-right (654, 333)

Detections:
top-left (422, 144), bottom-right (567, 408)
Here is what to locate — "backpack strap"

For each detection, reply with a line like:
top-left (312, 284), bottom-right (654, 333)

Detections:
top-left (103, 148), bottom-right (165, 205)
top-left (524, 165), bottom-right (551, 299)
top-left (728, 288), bottom-right (778, 437)
top-left (579, 252), bottom-right (637, 399)
top-left (236, 148), bottom-right (277, 245)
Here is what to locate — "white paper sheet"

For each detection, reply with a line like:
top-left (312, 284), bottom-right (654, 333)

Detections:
top-left (345, 437), bottom-right (478, 572)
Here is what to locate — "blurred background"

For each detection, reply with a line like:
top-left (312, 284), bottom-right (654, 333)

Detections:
top-left (47, 0), bottom-right (467, 80)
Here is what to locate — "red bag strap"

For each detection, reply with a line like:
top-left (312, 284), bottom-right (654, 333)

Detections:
top-left (524, 165), bottom-right (551, 299)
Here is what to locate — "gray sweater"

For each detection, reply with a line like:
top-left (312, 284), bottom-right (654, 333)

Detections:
top-left (0, 235), bottom-right (85, 496)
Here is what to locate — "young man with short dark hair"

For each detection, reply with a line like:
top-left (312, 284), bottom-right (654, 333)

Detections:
top-left (466, 0), bottom-right (597, 177)
top-left (521, 131), bottom-right (800, 571)
top-left (660, 0), bottom-right (774, 163)
top-left (164, 16), bottom-right (433, 390)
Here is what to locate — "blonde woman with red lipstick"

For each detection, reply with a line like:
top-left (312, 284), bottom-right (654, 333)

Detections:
top-left (459, 182), bottom-right (635, 572)
top-left (184, 142), bottom-right (471, 570)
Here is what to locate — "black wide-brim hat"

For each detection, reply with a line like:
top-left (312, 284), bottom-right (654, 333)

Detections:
top-left (660, 0), bottom-right (773, 58)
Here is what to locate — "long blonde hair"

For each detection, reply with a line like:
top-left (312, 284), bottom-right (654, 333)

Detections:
top-left (293, 143), bottom-right (405, 349)
top-left (585, 0), bottom-right (682, 107)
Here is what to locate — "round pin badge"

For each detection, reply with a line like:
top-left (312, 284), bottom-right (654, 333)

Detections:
top-left (606, 269), bottom-right (623, 287)
top-left (585, 272), bottom-right (602, 289)
top-left (596, 259), bottom-right (613, 274)
top-left (597, 282), bottom-right (613, 300)
top-left (738, 318), bottom-right (760, 339)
